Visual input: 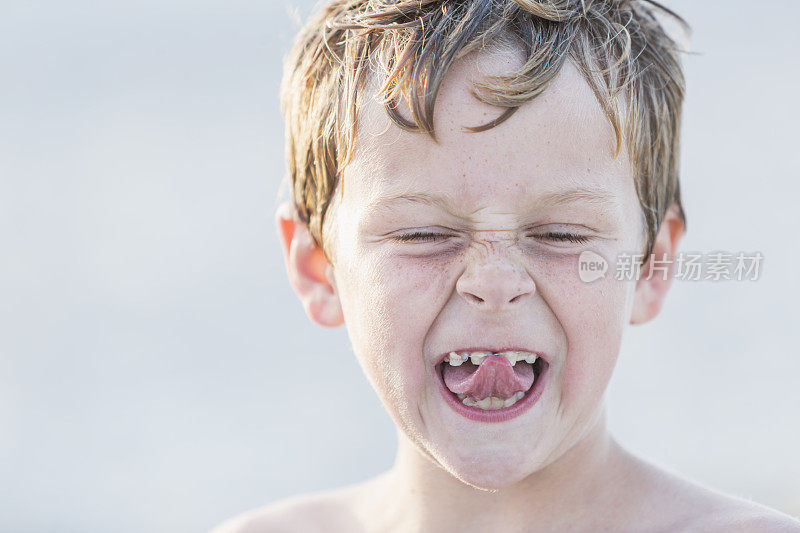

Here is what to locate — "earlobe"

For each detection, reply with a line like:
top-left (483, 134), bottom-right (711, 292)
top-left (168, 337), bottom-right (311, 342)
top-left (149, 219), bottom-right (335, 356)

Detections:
top-left (630, 203), bottom-right (686, 325)
top-left (275, 201), bottom-right (344, 327)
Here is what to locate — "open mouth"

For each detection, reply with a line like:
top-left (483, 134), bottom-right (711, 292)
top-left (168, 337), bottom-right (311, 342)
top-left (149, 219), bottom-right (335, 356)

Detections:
top-left (434, 351), bottom-right (550, 421)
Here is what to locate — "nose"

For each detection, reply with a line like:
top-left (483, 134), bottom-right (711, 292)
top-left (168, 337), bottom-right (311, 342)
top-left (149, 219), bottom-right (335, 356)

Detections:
top-left (455, 240), bottom-right (536, 311)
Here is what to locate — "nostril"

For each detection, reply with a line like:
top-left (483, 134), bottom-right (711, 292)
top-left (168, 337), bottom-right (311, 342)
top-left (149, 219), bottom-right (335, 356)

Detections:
top-left (466, 293), bottom-right (484, 304)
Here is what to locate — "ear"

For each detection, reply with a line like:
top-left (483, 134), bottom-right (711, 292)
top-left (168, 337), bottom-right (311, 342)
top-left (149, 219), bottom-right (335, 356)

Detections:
top-left (275, 201), bottom-right (344, 327)
top-left (630, 202), bottom-right (686, 325)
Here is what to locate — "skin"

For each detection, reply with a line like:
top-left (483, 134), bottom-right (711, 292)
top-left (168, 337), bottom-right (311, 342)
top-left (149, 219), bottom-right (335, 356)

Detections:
top-left (214, 47), bottom-right (800, 532)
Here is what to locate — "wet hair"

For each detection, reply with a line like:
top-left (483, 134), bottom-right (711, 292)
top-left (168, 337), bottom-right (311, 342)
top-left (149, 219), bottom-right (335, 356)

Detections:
top-left (279, 0), bottom-right (689, 261)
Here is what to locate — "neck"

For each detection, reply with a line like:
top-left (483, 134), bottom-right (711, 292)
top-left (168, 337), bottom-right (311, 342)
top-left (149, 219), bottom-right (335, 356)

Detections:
top-left (363, 405), bottom-right (629, 532)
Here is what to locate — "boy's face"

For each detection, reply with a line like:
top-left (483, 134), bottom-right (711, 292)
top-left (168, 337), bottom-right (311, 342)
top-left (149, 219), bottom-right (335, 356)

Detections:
top-left (280, 47), bottom-right (682, 489)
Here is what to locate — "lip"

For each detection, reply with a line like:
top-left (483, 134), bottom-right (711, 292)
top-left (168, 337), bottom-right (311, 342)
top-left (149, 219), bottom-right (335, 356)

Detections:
top-left (434, 347), bottom-right (549, 366)
top-left (434, 356), bottom-right (550, 423)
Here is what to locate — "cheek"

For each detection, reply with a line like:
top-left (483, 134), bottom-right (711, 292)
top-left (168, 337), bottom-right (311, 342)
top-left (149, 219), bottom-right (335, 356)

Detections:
top-left (540, 259), bottom-right (631, 405)
top-left (337, 250), bottom-right (454, 402)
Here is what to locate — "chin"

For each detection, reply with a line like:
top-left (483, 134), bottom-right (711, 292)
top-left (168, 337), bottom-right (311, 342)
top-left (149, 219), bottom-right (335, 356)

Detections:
top-left (442, 450), bottom-right (542, 491)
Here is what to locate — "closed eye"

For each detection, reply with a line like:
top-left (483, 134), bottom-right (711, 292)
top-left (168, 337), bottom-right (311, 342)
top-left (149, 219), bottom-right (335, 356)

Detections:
top-left (393, 231), bottom-right (450, 243)
top-left (394, 231), bottom-right (591, 244)
top-left (533, 232), bottom-right (591, 244)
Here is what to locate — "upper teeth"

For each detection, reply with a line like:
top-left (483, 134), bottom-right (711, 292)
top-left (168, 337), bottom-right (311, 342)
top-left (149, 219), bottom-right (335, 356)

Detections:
top-left (444, 350), bottom-right (538, 366)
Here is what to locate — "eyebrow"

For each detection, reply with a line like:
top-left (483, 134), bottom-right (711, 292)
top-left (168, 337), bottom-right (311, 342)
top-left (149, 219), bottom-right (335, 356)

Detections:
top-left (365, 185), bottom-right (620, 215)
top-left (366, 192), bottom-right (457, 214)
top-left (537, 185), bottom-right (621, 208)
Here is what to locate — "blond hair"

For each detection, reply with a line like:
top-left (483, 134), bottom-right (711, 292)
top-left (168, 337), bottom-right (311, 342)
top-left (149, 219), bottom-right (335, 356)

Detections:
top-left (280, 0), bottom-right (689, 261)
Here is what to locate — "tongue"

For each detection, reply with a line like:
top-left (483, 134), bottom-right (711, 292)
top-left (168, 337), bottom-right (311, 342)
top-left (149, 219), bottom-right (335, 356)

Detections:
top-left (442, 355), bottom-right (534, 400)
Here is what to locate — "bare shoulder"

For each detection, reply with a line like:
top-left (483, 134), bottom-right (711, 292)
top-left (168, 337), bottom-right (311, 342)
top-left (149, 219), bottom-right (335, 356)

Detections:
top-left (209, 477), bottom-right (383, 533)
top-left (617, 445), bottom-right (800, 532)
top-left (209, 490), bottom-right (360, 533)
top-left (678, 487), bottom-right (800, 533)
top-left (695, 507), bottom-right (800, 532)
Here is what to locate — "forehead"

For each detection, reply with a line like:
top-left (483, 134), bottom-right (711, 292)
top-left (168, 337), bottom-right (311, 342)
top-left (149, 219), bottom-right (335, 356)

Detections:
top-left (338, 45), bottom-right (633, 217)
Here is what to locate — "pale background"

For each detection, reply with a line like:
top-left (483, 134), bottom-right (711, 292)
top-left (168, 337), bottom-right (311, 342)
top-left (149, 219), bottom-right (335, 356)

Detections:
top-left (1, 1), bottom-right (798, 531)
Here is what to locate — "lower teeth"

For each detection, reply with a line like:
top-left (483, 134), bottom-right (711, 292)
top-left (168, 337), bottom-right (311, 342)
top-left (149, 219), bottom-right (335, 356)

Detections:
top-left (457, 390), bottom-right (526, 410)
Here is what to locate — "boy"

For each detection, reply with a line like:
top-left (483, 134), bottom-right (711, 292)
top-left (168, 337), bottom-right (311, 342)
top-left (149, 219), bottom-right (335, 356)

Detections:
top-left (215, 0), bottom-right (800, 531)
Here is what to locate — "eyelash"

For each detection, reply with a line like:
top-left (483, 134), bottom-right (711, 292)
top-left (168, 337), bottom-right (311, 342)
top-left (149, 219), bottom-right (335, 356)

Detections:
top-left (538, 232), bottom-right (591, 244)
top-left (394, 231), bottom-right (447, 243)
top-left (393, 231), bottom-right (591, 244)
